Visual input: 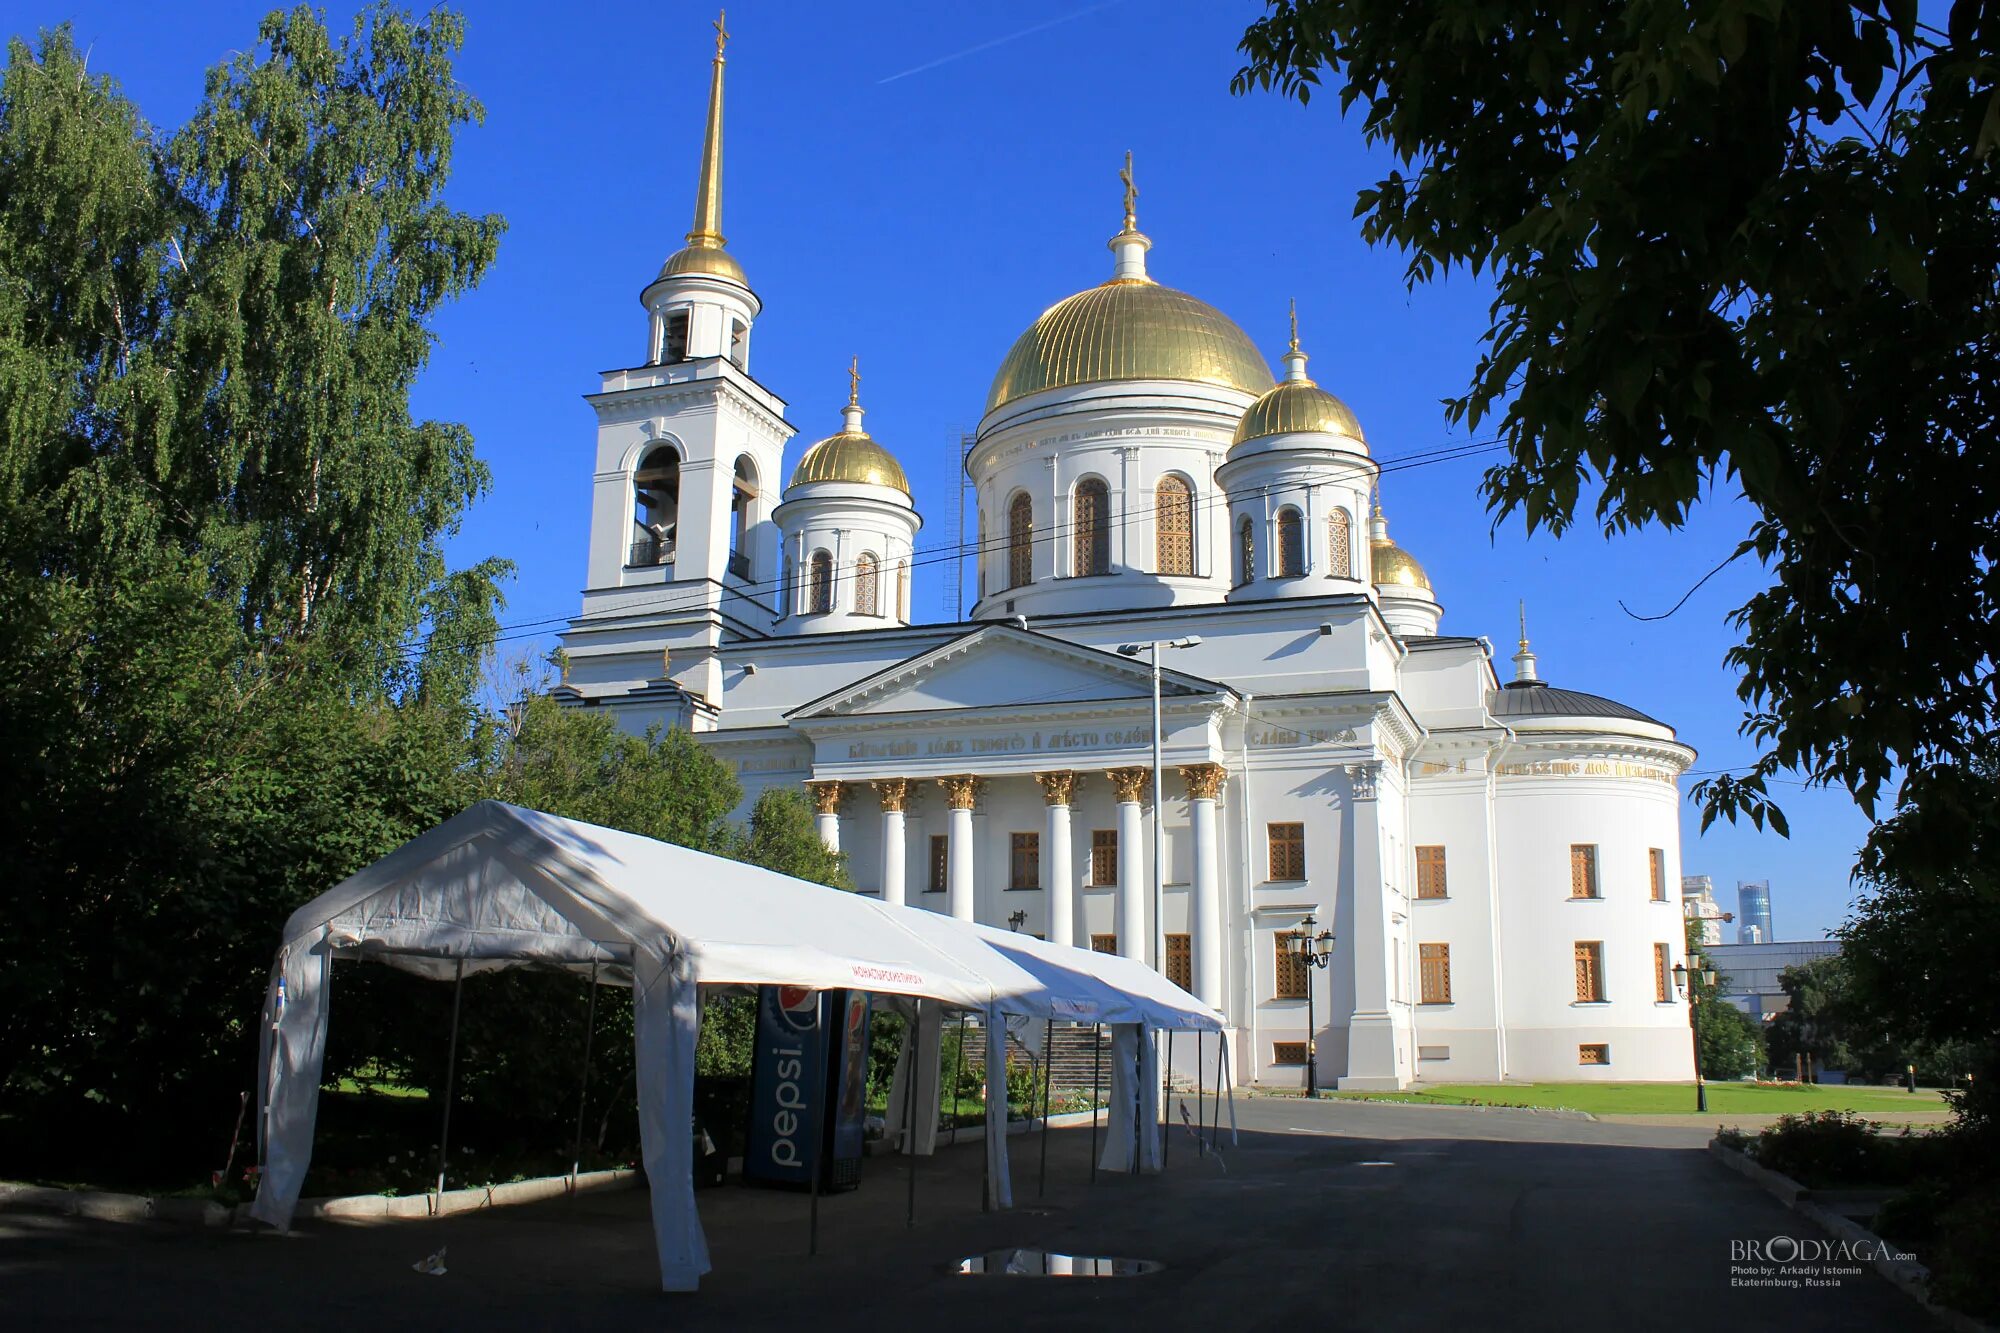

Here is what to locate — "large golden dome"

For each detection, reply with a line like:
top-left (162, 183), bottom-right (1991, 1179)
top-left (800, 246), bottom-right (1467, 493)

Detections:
top-left (790, 429), bottom-right (910, 495)
top-left (1234, 378), bottom-right (1365, 446)
top-left (986, 279), bottom-right (1273, 414)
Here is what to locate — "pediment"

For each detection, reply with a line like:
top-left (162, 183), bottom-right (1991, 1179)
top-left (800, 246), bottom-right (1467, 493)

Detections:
top-left (788, 626), bottom-right (1222, 721)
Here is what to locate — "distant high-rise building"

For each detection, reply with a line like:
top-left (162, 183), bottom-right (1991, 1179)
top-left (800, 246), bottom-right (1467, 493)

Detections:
top-left (1682, 875), bottom-right (1730, 947)
top-left (1738, 881), bottom-right (1773, 944)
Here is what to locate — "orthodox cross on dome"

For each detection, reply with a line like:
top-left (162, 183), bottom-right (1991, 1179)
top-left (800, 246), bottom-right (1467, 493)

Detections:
top-left (1513, 600), bottom-right (1541, 683)
top-left (848, 355), bottom-right (861, 407)
top-left (1119, 150), bottom-right (1139, 231)
top-left (1288, 297), bottom-right (1300, 353)
top-left (714, 8), bottom-right (728, 57)
top-left (1282, 298), bottom-right (1310, 382)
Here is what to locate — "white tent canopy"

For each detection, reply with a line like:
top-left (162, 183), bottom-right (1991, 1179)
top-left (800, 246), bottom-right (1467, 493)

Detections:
top-left (248, 801), bottom-right (1220, 1291)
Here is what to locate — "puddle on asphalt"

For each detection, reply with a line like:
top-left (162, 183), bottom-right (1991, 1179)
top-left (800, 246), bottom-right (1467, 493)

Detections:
top-left (954, 1249), bottom-right (1164, 1277)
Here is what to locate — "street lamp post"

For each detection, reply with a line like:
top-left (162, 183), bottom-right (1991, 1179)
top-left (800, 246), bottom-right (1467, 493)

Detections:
top-left (1673, 958), bottom-right (1719, 1113)
top-left (1282, 913), bottom-right (1336, 1097)
top-left (1116, 636), bottom-right (1201, 975)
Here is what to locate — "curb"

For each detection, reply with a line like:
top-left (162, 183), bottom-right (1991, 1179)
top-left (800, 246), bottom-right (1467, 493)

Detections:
top-left (1707, 1141), bottom-right (1993, 1333)
top-left (0, 1182), bottom-right (231, 1227)
top-left (1248, 1091), bottom-right (1597, 1123)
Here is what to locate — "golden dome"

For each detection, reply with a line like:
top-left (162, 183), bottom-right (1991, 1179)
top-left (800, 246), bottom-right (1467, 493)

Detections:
top-left (790, 430), bottom-right (910, 494)
top-left (658, 242), bottom-right (747, 285)
top-left (1372, 534), bottom-right (1432, 592)
top-left (1233, 378), bottom-right (1365, 446)
top-left (986, 279), bottom-right (1273, 414)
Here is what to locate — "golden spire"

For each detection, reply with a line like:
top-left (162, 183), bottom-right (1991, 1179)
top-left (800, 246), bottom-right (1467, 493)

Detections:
top-left (1518, 599), bottom-right (1529, 651)
top-left (1119, 150), bottom-right (1139, 232)
top-left (1288, 298), bottom-right (1300, 354)
top-left (848, 355), bottom-right (861, 408)
top-left (685, 10), bottom-right (729, 251)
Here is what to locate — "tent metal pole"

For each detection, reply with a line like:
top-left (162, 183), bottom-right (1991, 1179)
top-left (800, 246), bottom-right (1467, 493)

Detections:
top-left (567, 959), bottom-right (601, 1191)
top-left (432, 958), bottom-right (467, 1215)
top-left (1037, 1017), bottom-right (1053, 1198)
top-left (809, 991), bottom-right (826, 1256)
top-left (904, 999), bottom-right (920, 1229)
top-left (1161, 1030), bottom-right (1173, 1169)
top-left (1192, 1030), bottom-right (1203, 1157)
top-left (947, 1011), bottom-right (968, 1146)
top-left (1088, 1023), bottom-right (1101, 1184)
top-left (1129, 1036), bottom-right (1140, 1177)
top-left (1211, 1029), bottom-right (1225, 1153)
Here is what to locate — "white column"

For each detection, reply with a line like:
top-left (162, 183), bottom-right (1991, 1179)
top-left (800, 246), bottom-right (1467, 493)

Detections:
top-left (1110, 767), bottom-right (1146, 962)
top-left (1339, 762), bottom-right (1401, 1090)
top-left (808, 781), bottom-right (843, 854)
top-left (1184, 764), bottom-right (1225, 1009)
top-left (941, 775), bottom-right (979, 922)
top-left (1036, 771), bottom-right (1080, 947)
top-left (874, 779), bottom-right (910, 907)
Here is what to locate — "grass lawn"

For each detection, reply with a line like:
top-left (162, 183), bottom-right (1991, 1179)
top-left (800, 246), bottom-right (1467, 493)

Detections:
top-left (1324, 1081), bottom-right (1951, 1116)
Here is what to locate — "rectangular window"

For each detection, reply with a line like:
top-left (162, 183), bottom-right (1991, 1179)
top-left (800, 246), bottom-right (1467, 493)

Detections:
top-left (927, 834), bottom-right (948, 893)
top-left (1415, 845), bottom-right (1448, 899)
top-left (1165, 934), bottom-right (1192, 992)
top-left (1417, 1045), bottom-right (1451, 1062)
top-left (1579, 1043), bottom-right (1610, 1066)
top-left (661, 309), bottom-right (690, 363)
top-left (1655, 942), bottom-right (1672, 1003)
top-left (1271, 1041), bottom-right (1307, 1066)
top-left (1649, 848), bottom-right (1667, 901)
top-left (1570, 844), bottom-right (1600, 899)
top-left (1575, 941), bottom-right (1605, 1002)
top-left (1091, 829), bottom-right (1118, 886)
top-left (1009, 832), bottom-right (1040, 890)
top-left (1090, 933), bottom-right (1117, 955)
top-left (1274, 931), bottom-right (1309, 999)
top-left (1419, 943), bottom-right (1452, 1004)
top-left (1268, 822), bottom-right (1306, 882)
top-left (728, 318), bottom-right (747, 368)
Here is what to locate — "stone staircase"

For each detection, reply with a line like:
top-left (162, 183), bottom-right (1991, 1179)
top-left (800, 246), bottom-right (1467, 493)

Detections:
top-left (955, 1017), bottom-right (1112, 1095)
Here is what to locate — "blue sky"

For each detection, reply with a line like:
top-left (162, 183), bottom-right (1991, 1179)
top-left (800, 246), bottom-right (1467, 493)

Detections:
top-left (24, 1), bottom-right (1879, 939)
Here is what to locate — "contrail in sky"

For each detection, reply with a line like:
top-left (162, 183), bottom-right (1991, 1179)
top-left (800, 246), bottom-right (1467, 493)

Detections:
top-left (876, 2), bottom-right (1123, 85)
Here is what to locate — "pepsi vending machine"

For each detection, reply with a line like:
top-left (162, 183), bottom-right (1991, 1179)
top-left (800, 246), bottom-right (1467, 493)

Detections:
top-left (743, 986), bottom-right (872, 1192)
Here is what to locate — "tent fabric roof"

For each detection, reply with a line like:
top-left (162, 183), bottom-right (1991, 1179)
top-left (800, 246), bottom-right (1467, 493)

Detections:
top-left (278, 800), bottom-right (1221, 1030)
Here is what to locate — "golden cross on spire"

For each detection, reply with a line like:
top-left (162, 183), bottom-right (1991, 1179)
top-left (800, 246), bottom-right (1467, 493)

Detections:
top-left (848, 355), bottom-right (861, 407)
top-left (1518, 600), bottom-right (1530, 650)
top-left (714, 8), bottom-right (728, 57)
top-left (1119, 150), bottom-right (1138, 230)
top-left (1288, 298), bottom-right (1300, 353)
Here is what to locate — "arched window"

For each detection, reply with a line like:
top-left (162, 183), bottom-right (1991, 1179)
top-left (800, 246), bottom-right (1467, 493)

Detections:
top-left (1277, 507), bottom-right (1304, 577)
top-left (855, 552), bottom-right (880, 616)
top-left (898, 559), bottom-right (910, 619)
top-left (1328, 508), bottom-right (1353, 578)
top-left (808, 550), bottom-right (833, 614)
top-left (1237, 517), bottom-right (1255, 587)
top-left (730, 456), bottom-right (758, 578)
top-left (1155, 475), bottom-right (1193, 576)
top-left (658, 309), bottom-right (690, 364)
top-left (1007, 493), bottom-right (1034, 588)
top-left (1073, 478), bottom-right (1110, 577)
top-left (631, 446), bottom-right (680, 567)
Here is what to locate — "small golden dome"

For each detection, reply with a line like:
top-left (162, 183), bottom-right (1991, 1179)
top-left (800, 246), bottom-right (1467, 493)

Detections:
top-left (1372, 534), bottom-right (1432, 593)
top-left (658, 243), bottom-right (747, 285)
top-left (790, 430), bottom-right (910, 495)
top-left (986, 279), bottom-right (1272, 414)
top-left (1233, 378), bottom-right (1365, 446)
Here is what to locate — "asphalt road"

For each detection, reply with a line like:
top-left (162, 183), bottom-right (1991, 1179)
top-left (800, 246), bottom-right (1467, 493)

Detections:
top-left (1, 1098), bottom-right (1915, 1331)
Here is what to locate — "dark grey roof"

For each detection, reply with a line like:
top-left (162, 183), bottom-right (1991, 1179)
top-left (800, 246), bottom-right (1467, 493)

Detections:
top-left (1488, 681), bottom-right (1667, 727)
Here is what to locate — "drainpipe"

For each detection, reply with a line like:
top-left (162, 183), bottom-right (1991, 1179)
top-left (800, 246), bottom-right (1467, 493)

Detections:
top-left (1236, 694), bottom-right (1257, 1085)
top-left (1482, 700), bottom-right (1517, 1082)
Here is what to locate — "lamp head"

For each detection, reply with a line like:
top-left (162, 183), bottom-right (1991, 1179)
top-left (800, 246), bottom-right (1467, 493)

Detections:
top-left (1117, 643), bottom-right (1143, 657)
top-left (1170, 635), bottom-right (1202, 649)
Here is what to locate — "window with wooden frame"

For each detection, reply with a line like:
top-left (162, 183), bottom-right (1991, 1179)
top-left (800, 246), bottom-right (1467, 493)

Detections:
top-left (808, 549), bottom-right (834, 614)
top-left (1007, 492), bottom-right (1033, 589)
top-left (1268, 822), bottom-right (1306, 882)
top-left (1009, 832), bottom-right (1040, 890)
top-left (927, 835), bottom-right (948, 893)
top-left (1649, 848), bottom-right (1667, 901)
top-left (1165, 934), bottom-right (1192, 991)
top-left (1073, 478), bottom-right (1110, 576)
top-left (1654, 942), bottom-right (1672, 1003)
top-left (1274, 931), bottom-right (1309, 999)
top-left (1090, 829), bottom-right (1118, 886)
top-left (1276, 507), bottom-right (1304, 576)
top-left (1569, 844), bottom-right (1600, 898)
top-left (1328, 507), bottom-right (1353, 577)
top-left (1155, 475), bottom-right (1194, 575)
top-left (1236, 516), bottom-right (1255, 586)
top-left (1415, 845), bottom-right (1448, 899)
top-left (853, 552), bottom-right (879, 616)
top-left (1578, 1043), bottom-right (1610, 1066)
top-left (1090, 933), bottom-right (1118, 955)
top-left (1574, 941), bottom-right (1606, 1002)
top-left (1271, 1041), bottom-right (1307, 1066)
top-left (1419, 942), bottom-right (1452, 1003)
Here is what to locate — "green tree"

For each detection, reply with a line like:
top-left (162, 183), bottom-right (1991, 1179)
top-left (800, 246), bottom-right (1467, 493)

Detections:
top-left (736, 787), bottom-right (852, 889)
top-left (1684, 920), bottom-right (1765, 1079)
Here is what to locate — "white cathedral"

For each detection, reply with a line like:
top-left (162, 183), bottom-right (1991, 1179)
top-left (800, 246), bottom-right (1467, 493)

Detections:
top-left (557, 30), bottom-right (1698, 1088)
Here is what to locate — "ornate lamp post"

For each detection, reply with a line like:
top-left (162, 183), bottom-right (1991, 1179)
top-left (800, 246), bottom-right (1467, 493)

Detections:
top-left (1673, 958), bottom-right (1719, 1112)
top-left (1282, 913), bottom-right (1337, 1097)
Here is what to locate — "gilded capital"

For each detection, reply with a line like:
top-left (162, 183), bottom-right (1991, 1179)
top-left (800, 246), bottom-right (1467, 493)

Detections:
top-left (938, 774), bottom-right (982, 810)
top-left (1106, 766), bottom-right (1149, 804)
top-left (807, 780), bottom-right (847, 816)
top-left (1034, 770), bottom-right (1082, 807)
top-left (1179, 762), bottom-right (1227, 803)
top-left (872, 777), bottom-right (913, 813)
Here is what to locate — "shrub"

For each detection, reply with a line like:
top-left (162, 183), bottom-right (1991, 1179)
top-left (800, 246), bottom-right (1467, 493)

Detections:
top-left (1749, 1110), bottom-right (1886, 1187)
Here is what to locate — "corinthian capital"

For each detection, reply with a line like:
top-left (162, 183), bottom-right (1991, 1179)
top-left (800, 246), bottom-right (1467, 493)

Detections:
top-left (1179, 762), bottom-right (1227, 803)
top-left (807, 780), bottom-right (847, 816)
top-left (938, 774), bottom-right (983, 810)
top-left (1034, 770), bottom-right (1082, 806)
top-left (872, 777), bottom-right (912, 813)
top-left (1106, 766), bottom-right (1149, 804)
